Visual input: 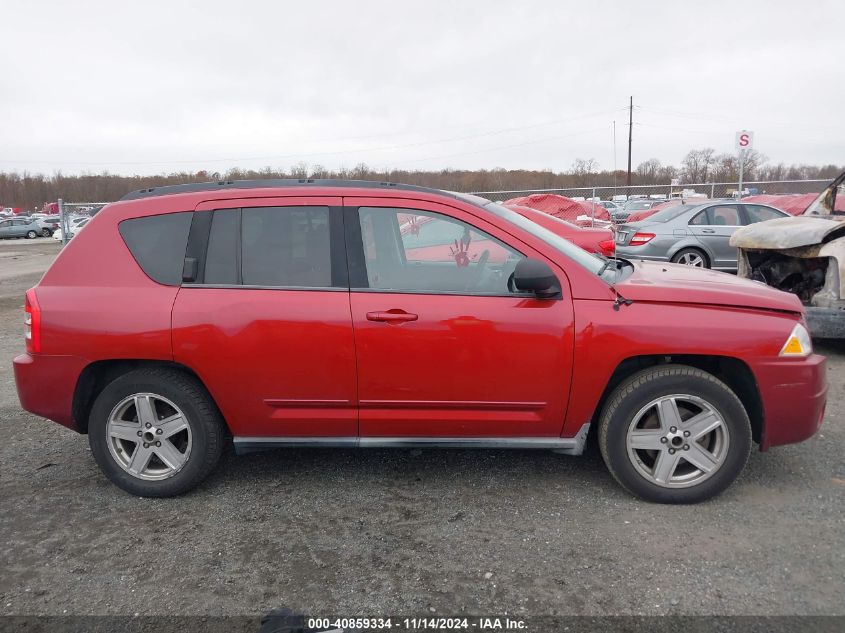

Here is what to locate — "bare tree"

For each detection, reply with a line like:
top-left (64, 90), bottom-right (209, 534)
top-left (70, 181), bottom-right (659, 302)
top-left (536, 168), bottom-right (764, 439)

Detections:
top-left (289, 162), bottom-right (309, 178)
top-left (570, 158), bottom-right (599, 186)
top-left (680, 148), bottom-right (716, 183)
top-left (635, 158), bottom-right (662, 184)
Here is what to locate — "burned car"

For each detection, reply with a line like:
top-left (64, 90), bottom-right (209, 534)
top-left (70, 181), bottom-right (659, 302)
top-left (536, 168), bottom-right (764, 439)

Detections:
top-left (731, 170), bottom-right (845, 338)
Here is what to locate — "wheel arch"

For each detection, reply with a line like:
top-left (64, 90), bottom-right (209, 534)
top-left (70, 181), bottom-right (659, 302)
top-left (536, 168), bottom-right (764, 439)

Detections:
top-left (668, 241), bottom-right (711, 266)
top-left (72, 359), bottom-right (230, 435)
top-left (593, 354), bottom-right (764, 446)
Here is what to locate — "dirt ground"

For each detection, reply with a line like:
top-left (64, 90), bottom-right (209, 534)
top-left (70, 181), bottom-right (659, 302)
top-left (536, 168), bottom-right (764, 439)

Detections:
top-left (0, 238), bottom-right (843, 618)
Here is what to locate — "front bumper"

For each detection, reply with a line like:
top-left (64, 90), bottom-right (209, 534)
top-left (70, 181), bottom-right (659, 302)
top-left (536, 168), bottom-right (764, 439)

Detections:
top-left (805, 307), bottom-right (845, 339)
top-left (13, 353), bottom-right (89, 431)
top-left (754, 353), bottom-right (827, 450)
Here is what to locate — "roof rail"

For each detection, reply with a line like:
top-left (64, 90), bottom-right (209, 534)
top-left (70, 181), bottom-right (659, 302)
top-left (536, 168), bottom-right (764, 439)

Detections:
top-left (120, 179), bottom-right (453, 201)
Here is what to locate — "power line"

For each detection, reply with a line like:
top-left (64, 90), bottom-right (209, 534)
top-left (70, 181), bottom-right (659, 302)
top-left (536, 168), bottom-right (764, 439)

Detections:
top-left (383, 125), bottom-right (609, 168)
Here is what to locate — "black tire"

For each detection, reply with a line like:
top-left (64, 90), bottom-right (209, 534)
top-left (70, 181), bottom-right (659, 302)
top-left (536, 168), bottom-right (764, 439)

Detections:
top-left (671, 247), bottom-right (709, 268)
top-left (88, 368), bottom-right (226, 497)
top-left (598, 364), bottom-right (751, 504)
top-left (26, 230), bottom-right (37, 239)
top-left (41, 228), bottom-right (52, 237)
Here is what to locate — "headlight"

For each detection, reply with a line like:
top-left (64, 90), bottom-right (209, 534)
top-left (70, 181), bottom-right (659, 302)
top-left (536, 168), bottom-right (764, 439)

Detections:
top-left (779, 323), bottom-right (813, 357)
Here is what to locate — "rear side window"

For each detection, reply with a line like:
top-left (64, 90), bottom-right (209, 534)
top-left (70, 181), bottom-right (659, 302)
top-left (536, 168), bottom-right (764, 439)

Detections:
top-left (202, 206), bottom-right (335, 288)
top-left (119, 212), bottom-right (193, 285)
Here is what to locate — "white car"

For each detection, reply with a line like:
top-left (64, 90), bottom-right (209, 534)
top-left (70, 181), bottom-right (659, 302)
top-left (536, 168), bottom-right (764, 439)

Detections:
top-left (53, 218), bottom-right (89, 241)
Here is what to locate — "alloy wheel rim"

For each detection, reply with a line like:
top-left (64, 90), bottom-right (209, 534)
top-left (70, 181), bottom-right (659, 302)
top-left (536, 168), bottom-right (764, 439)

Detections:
top-left (625, 394), bottom-right (729, 489)
top-left (106, 393), bottom-right (192, 481)
top-left (678, 252), bottom-right (704, 267)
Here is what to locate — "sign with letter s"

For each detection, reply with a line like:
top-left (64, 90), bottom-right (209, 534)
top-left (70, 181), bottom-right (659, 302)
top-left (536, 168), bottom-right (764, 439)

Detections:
top-left (735, 130), bottom-right (754, 150)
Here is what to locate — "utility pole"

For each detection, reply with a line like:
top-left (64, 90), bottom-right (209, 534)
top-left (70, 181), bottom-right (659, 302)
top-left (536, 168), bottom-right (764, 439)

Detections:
top-left (612, 121), bottom-right (617, 188)
top-left (626, 96), bottom-right (633, 196)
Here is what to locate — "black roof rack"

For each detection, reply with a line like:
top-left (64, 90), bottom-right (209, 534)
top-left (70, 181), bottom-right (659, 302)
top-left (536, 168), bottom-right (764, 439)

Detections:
top-left (120, 179), bottom-right (455, 202)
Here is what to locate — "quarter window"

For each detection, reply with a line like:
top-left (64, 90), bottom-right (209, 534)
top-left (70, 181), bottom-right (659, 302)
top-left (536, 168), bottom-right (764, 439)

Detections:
top-left (119, 212), bottom-right (193, 286)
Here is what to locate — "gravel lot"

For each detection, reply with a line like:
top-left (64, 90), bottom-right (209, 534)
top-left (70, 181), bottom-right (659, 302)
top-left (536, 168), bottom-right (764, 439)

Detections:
top-left (1, 238), bottom-right (843, 618)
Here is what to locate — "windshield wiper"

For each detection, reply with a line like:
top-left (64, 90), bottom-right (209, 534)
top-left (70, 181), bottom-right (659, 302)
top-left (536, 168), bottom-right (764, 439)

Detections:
top-left (597, 257), bottom-right (618, 277)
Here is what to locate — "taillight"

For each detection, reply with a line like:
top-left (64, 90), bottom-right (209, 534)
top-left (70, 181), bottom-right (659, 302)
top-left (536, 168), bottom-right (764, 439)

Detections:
top-left (598, 239), bottom-right (616, 257)
top-left (629, 232), bottom-right (656, 246)
top-left (24, 288), bottom-right (41, 353)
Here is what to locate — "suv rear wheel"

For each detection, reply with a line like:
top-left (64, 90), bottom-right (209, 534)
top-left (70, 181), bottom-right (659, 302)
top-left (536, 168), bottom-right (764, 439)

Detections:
top-left (598, 364), bottom-right (751, 503)
top-left (88, 368), bottom-right (226, 497)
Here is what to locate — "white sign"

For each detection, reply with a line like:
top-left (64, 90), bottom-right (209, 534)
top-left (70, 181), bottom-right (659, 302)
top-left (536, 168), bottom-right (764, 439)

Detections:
top-left (735, 130), bottom-right (754, 150)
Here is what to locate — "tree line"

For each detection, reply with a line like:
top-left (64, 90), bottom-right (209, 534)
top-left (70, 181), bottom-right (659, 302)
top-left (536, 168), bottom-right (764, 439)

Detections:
top-left (1, 151), bottom-right (842, 208)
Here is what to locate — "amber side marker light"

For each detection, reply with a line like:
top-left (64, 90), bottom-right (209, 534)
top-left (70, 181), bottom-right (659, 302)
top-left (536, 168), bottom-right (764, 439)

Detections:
top-left (779, 323), bottom-right (812, 358)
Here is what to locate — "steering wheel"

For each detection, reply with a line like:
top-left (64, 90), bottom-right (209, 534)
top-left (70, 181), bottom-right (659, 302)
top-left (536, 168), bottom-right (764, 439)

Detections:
top-left (465, 249), bottom-right (490, 291)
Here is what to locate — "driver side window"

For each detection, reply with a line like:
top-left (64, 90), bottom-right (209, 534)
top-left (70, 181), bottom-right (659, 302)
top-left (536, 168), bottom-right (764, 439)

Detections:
top-left (357, 207), bottom-right (523, 295)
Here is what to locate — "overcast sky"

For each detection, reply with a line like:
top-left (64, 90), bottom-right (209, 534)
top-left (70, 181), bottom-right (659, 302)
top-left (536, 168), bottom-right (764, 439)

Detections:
top-left (2, 0), bottom-right (843, 176)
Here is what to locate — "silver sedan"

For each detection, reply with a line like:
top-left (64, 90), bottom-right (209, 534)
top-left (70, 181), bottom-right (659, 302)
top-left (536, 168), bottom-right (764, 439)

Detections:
top-left (614, 200), bottom-right (788, 271)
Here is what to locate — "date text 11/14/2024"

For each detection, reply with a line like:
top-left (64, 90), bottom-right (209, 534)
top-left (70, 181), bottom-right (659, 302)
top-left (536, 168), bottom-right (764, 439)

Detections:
top-left (305, 617), bottom-right (527, 630)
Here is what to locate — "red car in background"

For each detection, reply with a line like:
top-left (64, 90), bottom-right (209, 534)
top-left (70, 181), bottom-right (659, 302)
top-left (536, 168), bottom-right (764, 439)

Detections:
top-left (507, 204), bottom-right (615, 256)
top-left (397, 204), bottom-right (615, 267)
top-left (503, 193), bottom-right (612, 224)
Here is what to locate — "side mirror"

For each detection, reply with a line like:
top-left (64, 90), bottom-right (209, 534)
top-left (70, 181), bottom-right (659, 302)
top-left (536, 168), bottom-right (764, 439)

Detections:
top-left (513, 258), bottom-right (560, 298)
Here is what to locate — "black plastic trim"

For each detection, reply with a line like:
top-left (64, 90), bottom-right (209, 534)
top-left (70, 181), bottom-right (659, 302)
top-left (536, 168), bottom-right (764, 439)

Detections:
top-left (182, 284), bottom-right (347, 292)
top-left (184, 210), bottom-right (214, 282)
top-left (232, 425), bottom-right (591, 455)
top-left (343, 206), bottom-right (369, 288)
top-left (120, 179), bottom-right (466, 202)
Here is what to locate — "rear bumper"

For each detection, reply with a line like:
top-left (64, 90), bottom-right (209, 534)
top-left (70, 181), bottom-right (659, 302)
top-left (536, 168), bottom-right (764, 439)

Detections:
top-left (755, 353), bottom-right (827, 450)
top-left (613, 248), bottom-right (669, 263)
top-left (13, 353), bottom-right (89, 432)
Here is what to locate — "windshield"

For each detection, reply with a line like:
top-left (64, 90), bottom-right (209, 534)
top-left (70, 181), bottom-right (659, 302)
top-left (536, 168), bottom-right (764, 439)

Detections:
top-left (640, 204), bottom-right (697, 223)
top-left (483, 201), bottom-right (607, 277)
top-left (804, 170), bottom-right (845, 216)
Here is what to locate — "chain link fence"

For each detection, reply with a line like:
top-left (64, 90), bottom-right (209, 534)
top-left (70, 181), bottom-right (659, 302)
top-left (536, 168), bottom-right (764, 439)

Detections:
top-left (469, 179), bottom-right (831, 203)
top-left (55, 201), bottom-right (109, 244)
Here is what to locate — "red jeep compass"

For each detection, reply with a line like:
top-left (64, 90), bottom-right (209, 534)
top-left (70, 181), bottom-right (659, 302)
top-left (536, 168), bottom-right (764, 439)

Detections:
top-left (13, 180), bottom-right (827, 503)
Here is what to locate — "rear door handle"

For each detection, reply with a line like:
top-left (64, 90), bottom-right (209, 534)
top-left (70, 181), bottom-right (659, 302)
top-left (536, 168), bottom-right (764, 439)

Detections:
top-left (366, 310), bottom-right (418, 323)
top-left (702, 229), bottom-right (716, 234)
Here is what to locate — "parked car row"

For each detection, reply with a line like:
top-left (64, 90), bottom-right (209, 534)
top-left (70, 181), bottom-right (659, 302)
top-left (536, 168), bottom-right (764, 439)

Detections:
top-left (0, 217), bottom-right (48, 239)
top-left (614, 200), bottom-right (788, 271)
top-left (0, 215), bottom-right (89, 240)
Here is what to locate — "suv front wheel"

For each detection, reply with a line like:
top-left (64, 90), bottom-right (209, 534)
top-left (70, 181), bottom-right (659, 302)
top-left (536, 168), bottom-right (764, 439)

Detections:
top-left (88, 368), bottom-right (226, 497)
top-left (598, 364), bottom-right (751, 503)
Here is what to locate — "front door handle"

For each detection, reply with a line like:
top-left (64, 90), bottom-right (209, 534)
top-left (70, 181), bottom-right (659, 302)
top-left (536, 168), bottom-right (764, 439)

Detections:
top-left (366, 310), bottom-right (418, 323)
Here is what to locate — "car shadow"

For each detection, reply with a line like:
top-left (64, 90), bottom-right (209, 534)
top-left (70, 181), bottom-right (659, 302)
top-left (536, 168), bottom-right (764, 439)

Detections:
top-left (205, 438), bottom-right (620, 497)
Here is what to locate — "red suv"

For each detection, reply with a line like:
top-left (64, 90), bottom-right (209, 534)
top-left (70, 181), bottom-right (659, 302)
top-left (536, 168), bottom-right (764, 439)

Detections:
top-left (13, 180), bottom-right (827, 502)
